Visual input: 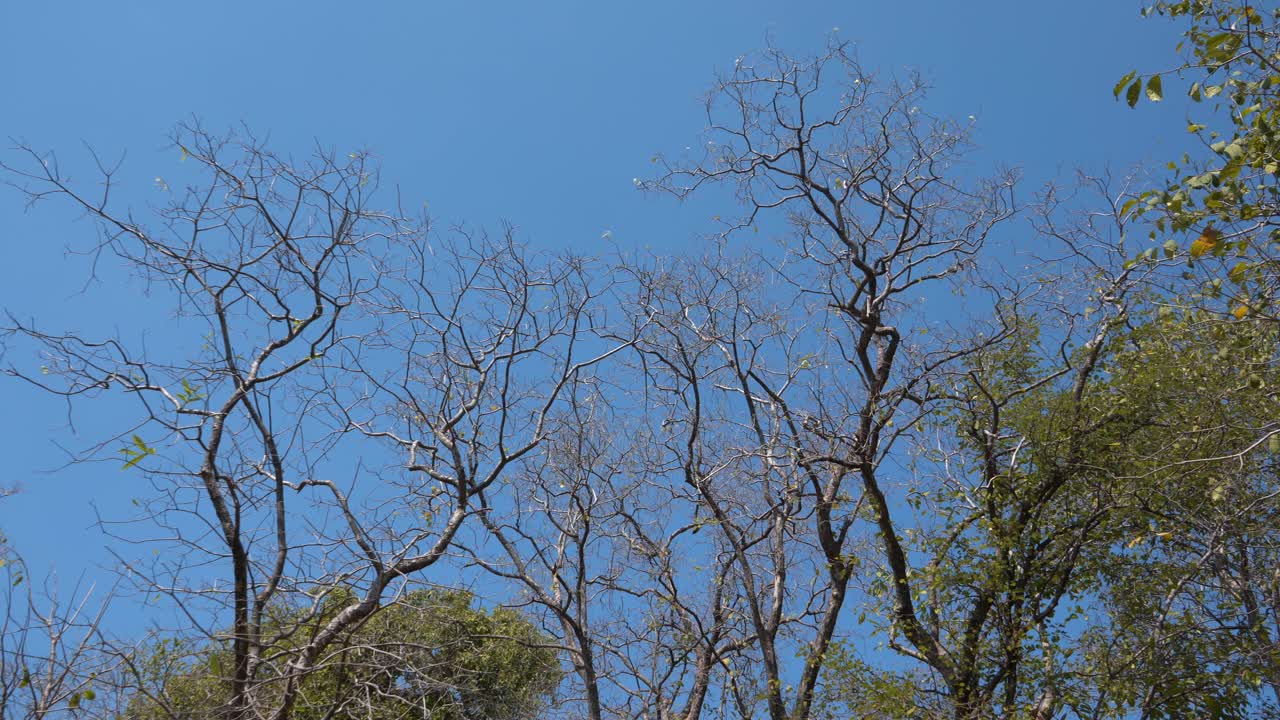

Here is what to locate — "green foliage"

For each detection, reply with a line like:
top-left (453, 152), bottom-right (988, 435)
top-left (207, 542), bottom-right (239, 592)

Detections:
top-left (120, 434), bottom-right (157, 470)
top-left (175, 379), bottom-right (204, 407)
top-left (1068, 310), bottom-right (1280, 718)
top-left (124, 589), bottom-right (561, 720)
top-left (1121, 1), bottom-right (1280, 320)
top-left (1102, 21), bottom-right (1280, 711)
top-left (885, 305), bottom-right (1280, 717)
top-left (813, 642), bottom-right (938, 719)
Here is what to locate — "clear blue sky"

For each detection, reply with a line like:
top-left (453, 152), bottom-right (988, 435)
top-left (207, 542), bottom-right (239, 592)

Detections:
top-left (0, 1), bottom-right (1192, 585)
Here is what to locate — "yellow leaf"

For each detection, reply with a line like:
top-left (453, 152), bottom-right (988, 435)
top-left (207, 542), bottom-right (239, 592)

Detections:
top-left (1232, 304), bottom-right (1249, 319)
top-left (1189, 227), bottom-right (1221, 258)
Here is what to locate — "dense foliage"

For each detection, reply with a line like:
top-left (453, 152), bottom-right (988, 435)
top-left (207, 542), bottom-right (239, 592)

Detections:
top-left (124, 589), bottom-right (560, 720)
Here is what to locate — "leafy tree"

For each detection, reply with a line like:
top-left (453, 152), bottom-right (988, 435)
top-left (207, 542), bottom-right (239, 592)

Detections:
top-left (1066, 311), bottom-right (1280, 719)
top-left (1119, 1), bottom-right (1280, 321)
top-left (1107, 4), bottom-right (1280, 714)
top-left (123, 588), bottom-right (561, 720)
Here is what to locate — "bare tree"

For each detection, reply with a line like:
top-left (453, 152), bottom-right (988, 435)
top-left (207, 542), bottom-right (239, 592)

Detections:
top-left (639, 44), bottom-right (1182, 720)
top-left (1, 124), bottom-right (628, 720)
top-left (7, 37), bottom-right (1277, 720)
top-left (0, 557), bottom-right (121, 720)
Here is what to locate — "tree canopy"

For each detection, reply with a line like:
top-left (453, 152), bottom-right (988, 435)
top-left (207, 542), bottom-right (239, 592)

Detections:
top-left (124, 589), bottom-right (560, 720)
top-left (1120, 1), bottom-right (1280, 322)
top-left (1, 8), bottom-right (1279, 720)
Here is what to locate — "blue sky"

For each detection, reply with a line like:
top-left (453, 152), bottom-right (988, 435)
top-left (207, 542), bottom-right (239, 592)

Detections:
top-left (0, 1), bottom-right (1193, 590)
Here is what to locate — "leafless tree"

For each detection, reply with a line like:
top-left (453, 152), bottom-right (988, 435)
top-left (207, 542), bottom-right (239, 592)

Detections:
top-left (0, 556), bottom-right (121, 720)
top-left (636, 44), bottom-right (1184, 720)
top-left (1, 124), bottom-right (628, 720)
top-left (7, 37), bottom-right (1276, 720)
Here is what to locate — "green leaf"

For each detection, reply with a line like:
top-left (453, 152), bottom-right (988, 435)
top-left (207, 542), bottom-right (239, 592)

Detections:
top-left (176, 379), bottom-right (204, 406)
top-left (1204, 32), bottom-right (1239, 60)
top-left (1126, 79), bottom-right (1143, 108)
top-left (1114, 70), bottom-right (1138, 98)
top-left (121, 434), bottom-right (157, 470)
top-left (1146, 74), bottom-right (1164, 102)
top-left (1120, 197), bottom-right (1140, 219)
top-left (1228, 262), bottom-right (1249, 283)
top-left (1210, 483), bottom-right (1228, 503)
